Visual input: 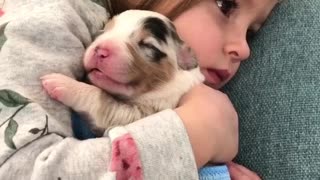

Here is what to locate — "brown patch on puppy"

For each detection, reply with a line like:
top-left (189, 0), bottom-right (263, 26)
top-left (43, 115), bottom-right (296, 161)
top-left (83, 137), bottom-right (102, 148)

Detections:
top-left (126, 43), bottom-right (175, 95)
top-left (136, 27), bottom-right (152, 41)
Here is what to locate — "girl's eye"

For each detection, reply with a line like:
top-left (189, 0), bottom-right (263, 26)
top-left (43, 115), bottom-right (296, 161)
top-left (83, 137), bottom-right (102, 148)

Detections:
top-left (216, 0), bottom-right (238, 17)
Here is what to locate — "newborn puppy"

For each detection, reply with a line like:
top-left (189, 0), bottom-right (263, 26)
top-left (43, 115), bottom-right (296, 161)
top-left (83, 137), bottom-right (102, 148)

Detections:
top-left (41, 10), bottom-right (204, 135)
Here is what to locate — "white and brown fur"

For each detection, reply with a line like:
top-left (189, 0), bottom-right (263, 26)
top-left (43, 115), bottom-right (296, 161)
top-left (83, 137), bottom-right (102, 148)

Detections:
top-left (41, 10), bottom-right (204, 135)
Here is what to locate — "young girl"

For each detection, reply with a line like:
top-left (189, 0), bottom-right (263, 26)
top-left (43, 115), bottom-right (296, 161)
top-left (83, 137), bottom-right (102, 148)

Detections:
top-left (0, 0), bottom-right (278, 179)
top-left (108, 0), bottom-right (279, 179)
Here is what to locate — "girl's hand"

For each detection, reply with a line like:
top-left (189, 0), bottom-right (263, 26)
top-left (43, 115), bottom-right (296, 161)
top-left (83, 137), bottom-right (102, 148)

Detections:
top-left (227, 162), bottom-right (261, 180)
top-left (175, 84), bottom-right (239, 168)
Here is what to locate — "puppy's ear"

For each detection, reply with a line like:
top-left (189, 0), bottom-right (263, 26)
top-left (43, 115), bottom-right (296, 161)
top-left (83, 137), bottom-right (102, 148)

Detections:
top-left (177, 44), bottom-right (199, 70)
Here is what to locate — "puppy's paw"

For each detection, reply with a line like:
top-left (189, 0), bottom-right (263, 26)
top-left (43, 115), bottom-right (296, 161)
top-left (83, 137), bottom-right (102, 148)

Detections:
top-left (41, 73), bottom-right (78, 105)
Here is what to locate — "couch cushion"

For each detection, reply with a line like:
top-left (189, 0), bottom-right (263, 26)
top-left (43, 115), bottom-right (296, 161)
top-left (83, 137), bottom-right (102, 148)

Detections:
top-left (223, 0), bottom-right (320, 179)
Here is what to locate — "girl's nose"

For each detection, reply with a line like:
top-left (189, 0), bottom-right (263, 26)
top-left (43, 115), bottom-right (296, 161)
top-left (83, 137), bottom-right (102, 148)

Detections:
top-left (224, 34), bottom-right (251, 62)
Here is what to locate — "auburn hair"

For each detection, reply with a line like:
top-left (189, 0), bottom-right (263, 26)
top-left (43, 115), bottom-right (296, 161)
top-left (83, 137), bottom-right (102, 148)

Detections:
top-left (107, 0), bottom-right (200, 20)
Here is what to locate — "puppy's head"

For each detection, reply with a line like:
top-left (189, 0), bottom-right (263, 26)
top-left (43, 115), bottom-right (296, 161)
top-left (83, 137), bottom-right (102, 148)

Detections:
top-left (84, 10), bottom-right (198, 98)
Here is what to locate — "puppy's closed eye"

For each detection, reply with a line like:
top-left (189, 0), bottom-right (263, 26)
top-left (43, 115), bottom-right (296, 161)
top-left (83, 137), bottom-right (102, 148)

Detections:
top-left (138, 40), bottom-right (167, 62)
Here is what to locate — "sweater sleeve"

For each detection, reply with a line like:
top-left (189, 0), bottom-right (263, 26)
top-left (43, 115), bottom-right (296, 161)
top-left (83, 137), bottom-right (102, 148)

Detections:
top-left (0, 0), bottom-right (198, 179)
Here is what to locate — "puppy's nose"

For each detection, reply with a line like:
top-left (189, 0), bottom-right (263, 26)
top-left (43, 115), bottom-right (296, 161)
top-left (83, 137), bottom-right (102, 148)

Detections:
top-left (94, 47), bottom-right (110, 60)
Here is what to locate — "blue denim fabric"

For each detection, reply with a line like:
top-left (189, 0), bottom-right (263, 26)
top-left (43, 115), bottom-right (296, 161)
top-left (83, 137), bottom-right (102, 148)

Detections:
top-left (199, 165), bottom-right (231, 180)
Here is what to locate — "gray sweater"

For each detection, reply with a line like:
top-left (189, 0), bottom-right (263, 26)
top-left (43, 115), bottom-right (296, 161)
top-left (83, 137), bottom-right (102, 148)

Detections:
top-left (0, 0), bottom-right (198, 179)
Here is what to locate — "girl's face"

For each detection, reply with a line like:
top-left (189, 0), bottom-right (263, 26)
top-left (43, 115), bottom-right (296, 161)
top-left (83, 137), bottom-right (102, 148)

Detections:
top-left (173, 0), bottom-right (278, 89)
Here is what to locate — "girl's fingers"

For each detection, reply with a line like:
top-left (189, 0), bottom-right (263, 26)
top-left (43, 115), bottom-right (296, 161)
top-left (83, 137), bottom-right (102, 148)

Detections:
top-left (228, 163), bottom-right (250, 180)
top-left (227, 162), bottom-right (261, 180)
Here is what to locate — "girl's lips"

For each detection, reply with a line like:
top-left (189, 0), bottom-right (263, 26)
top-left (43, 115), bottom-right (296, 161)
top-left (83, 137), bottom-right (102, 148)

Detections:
top-left (204, 69), bottom-right (230, 87)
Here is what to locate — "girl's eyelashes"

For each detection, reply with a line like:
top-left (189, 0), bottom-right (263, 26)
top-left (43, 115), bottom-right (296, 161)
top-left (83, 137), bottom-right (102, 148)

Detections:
top-left (216, 0), bottom-right (239, 17)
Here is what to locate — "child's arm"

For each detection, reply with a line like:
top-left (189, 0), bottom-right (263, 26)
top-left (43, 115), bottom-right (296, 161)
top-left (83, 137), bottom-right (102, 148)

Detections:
top-left (176, 84), bottom-right (239, 167)
top-left (0, 109), bottom-right (200, 180)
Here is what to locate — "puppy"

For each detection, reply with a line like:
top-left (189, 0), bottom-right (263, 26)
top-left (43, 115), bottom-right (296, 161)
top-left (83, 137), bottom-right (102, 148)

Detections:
top-left (41, 10), bottom-right (204, 135)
